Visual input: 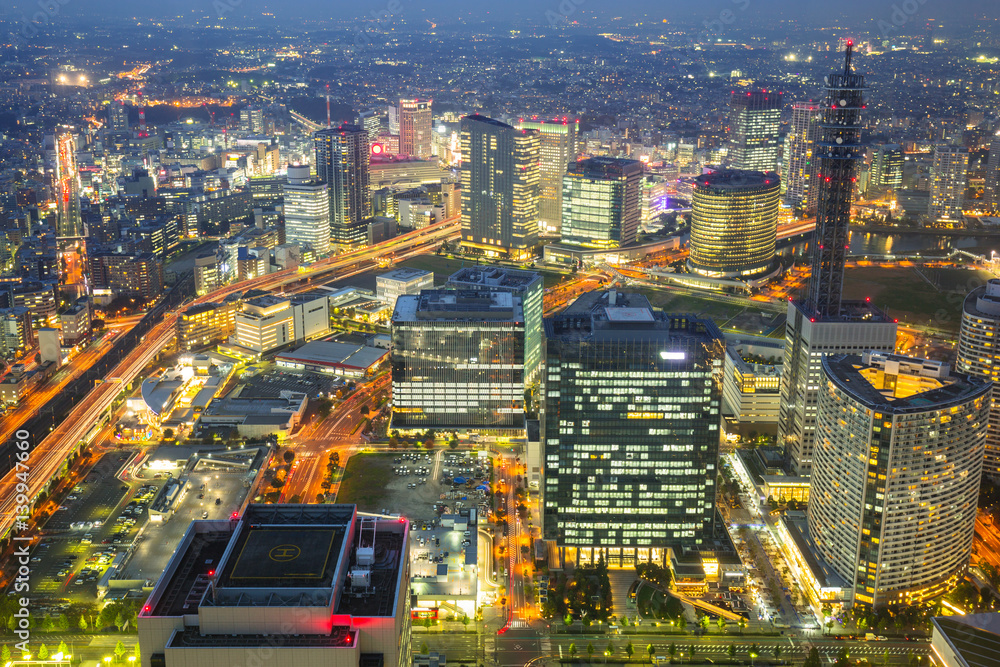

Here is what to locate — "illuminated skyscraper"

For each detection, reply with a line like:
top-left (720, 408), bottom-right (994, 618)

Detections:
top-left (516, 117), bottom-right (579, 236)
top-left (542, 290), bottom-right (724, 566)
top-left (809, 352), bottom-right (989, 609)
top-left (315, 124), bottom-right (371, 248)
top-left (399, 98), bottom-right (432, 159)
top-left (783, 101), bottom-right (823, 212)
top-left (957, 278), bottom-right (1000, 480)
top-left (459, 115), bottom-right (539, 260)
top-left (239, 106), bottom-right (264, 134)
top-left (283, 165), bottom-right (331, 258)
top-left (986, 136), bottom-right (1000, 214)
top-left (108, 101), bottom-right (129, 132)
top-left (929, 144), bottom-right (969, 221)
top-left (561, 157), bottom-right (642, 249)
top-left (870, 143), bottom-right (904, 190)
top-left (778, 44), bottom-right (898, 476)
top-left (727, 91), bottom-right (783, 173)
top-left (48, 131), bottom-right (83, 238)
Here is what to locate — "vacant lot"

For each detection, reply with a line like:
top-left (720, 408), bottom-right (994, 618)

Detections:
top-left (336, 451), bottom-right (447, 522)
top-left (336, 453), bottom-right (396, 510)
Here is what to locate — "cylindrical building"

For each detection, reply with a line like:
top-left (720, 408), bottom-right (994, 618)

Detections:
top-left (689, 169), bottom-right (780, 278)
top-left (957, 278), bottom-right (1000, 480)
top-left (808, 352), bottom-right (990, 610)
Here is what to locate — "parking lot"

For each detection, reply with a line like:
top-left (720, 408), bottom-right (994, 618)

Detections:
top-left (25, 451), bottom-right (160, 603)
top-left (242, 366), bottom-right (341, 399)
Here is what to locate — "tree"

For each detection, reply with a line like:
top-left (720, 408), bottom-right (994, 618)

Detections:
top-left (58, 641), bottom-right (68, 656)
top-left (0, 645), bottom-right (8, 662)
top-left (689, 645), bottom-right (697, 663)
top-left (727, 644), bottom-right (737, 659)
top-left (37, 644), bottom-right (48, 660)
top-left (606, 642), bottom-right (615, 660)
top-left (115, 612), bottom-right (125, 631)
top-left (420, 642), bottom-right (429, 655)
top-left (133, 643), bottom-right (141, 661)
top-left (678, 615), bottom-right (687, 631)
top-left (834, 647), bottom-right (851, 667)
top-left (738, 616), bottom-right (747, 635)
top-left (717, 617), bottom-right (726, 633)
top-left (626, 642), bottom-right (634, 660)
top-left (668, 643), bottom-right (677, 659)
top-left (163, 428), bottom-right (174, 440)
top-left (647, 644), bottom-right (656, 663)
top-left (569, 643), bottom-right (577, 657)
top-left (78, 614), bottom-right (88, 632)
top-left (461, 615), bottom-right (469, 627)
top-left (283, 450), bottom-right (295, 464)
top-left (803, 648), bottom-right (822, 667)
top-left (773, 646), bottom-right (782, 663)
top-left (587, 643), bottom-right (596, 660)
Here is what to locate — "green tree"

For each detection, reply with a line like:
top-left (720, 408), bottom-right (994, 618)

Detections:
top-left (728, 644), bottom-right (737, 659)
top-left (78, 614), bottom-right (88, 632)
top-left (115, 612), bottom-right (126, 631)
top-left (56, 614), bottom-right (68, 632)
top-left (0, 645), bottom-right (8, 662)
top-left (626, 642), bottom-right (634, 660)
top-left (717, 617), bottom-right (726, 633)
top-left (43, 615), bottom-right (55, 632)
top-left (773, 646), bottom-right (782, 662)
top-left (283, 450), bottom-right (295, 464)
top-left (587, 643), bottom-right (596, 660)
top-left (690, 645), bottom-right (697, 663)
top-left (57, 641), bottom-right (68, 656)
top-left (678, 615), bottom-right (687, 631)
top-left (738, 617), bottom-right (747, 635)
top-left (834, 647), bottom-right (851, 667)
top-left (606, 642), bottom-right (615, 660)
top-left (647, 644), bottom-right (656, 663)
top-left (37, 644), bottom-right (48, 660)
top-left (668, 643), bottom-right (677, 659)
top-left (569, 643), bottom-right (577, 657)
top-left (420, 641), bottom-right (429, 654)
top-left (803, 647), bottom-right (822, 667)
top-left (461, 615), bottom-right (469, 627)
top-left (163, 428), bottom-right (174, 440)
top-left (133, 643), bottom-right (141, 661)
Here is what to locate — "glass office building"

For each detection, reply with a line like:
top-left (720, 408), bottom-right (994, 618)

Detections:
top-left (390, 290), bottom-right (526, 432)
top-left (561, 157), bottom-right (643, 250)
top-left (542, 290), bottom-right (724, 567)
top-left (727, 91), bottom-right (783, 173)
top-left (689, 169), bottom-right (780, 278)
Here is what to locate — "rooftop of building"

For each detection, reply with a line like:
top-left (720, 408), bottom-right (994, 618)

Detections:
top-left (447, 266), bottom-right (541, 290)
top-left (933, 614), bottom-right (1000, 667)
top-left (377, 267), bottom-right (433, 282)
top-left (791, 298), bottom-right (895, 324)
top-left (694, 169), bottom-right (780, 191)
top-left (823, 352), bottom-right (991, 413)
top-left (567, 156), bottom-right (644, 176)
top-left (780, 512), bottom-right (848, 591)
top-left (964, 279), bottom-right (1000, 319)
top-left (462, 114), bottom-right (514, 130)
top-left (392, 290), bottom-right (522, 322)
top-left (145, 504), bottom-right (406, 618)
top-left (275, 340), bottom-right (388, 371)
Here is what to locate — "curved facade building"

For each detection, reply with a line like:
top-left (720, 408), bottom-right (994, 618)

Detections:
top-left (808, 352), bottom-right (990, 609)
top-left (957, 278), bottom-right (1000, 479)
top-left (689, 169), bottom-right (780, 278)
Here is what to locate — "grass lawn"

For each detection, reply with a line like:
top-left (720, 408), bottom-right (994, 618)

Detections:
top-left (396, 255), bottom-right (574, 288)
top-left (335, 453), bottom-right (395, 510)
top-left (842, 266), bottom-right (992, 332)
top-left (636, 289), bottom-right (746, 322)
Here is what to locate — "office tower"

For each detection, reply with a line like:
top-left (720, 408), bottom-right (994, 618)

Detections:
top-left (778, 44), bottom-right (898, 476)
top-left (390, 290), bottom-right (527, 431)
top-left (459, 115), bottom-right (539, 260)
top-left (315, 124), bottom-right (371, 248)
top-left (447, 267), bottom-right (543, 388)
top-left (48, 131), bottom-right (83, 238)
top-left (358, 109), bottom-right (383, 142)
top-left (727, 91), bottom-right (783, 173)
top-left (542, 290), bottom-right (724, 567)
top-left (177, 300), bottom-right (238, 350)
top-left (108, 101), bottom-right (129, 132)
top-left (239, 106), bottom-right (264, 134)
top-left (560, 157), bottom-right (643, 249)
top-left (689, 169), bottom-right (780, 278)
top-left (986, 136), bottom-right (1000, 214)
top-left (235, 295), bottom-right (295, 353)
top-left (283, 165), bottom-right (331, 258)
top-left (783, 102), bottom-right (823, 211)
top-left (957, 278), bottom-right (1000, 480)
top-left (516, 117), bottom-right (579, 236)
top-left (398, 98), bottom-right (432, 159)
top-left (870, 143), bottom-right (904, 190)
top-left (808, 352), bottom-right (989, 609)
top-left (929, 145), bottom-right (969, 221)
top-left (137, 505), bottom-right (411, 667)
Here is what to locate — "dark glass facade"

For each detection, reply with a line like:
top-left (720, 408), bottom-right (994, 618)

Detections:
top-left (390, 290), bottom-right (526, 431)
top-left (542, 291), bottom-right (724, 566)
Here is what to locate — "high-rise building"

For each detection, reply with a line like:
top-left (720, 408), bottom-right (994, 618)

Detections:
top-left (808, 352), bottom-right (989, 609)
top-left (689, 169), bottom-right (779, 279)
top-left (956, 278), bottom-right (1000, 480)
top-left (358, 109), bottom-right (383, 142)
top-left (48, 131), bottom-right (83, 238)
top-left (447, 267), bottom-right (544, 388)
top-left (516, 117), bottom-right (579, 236)
top-left (108, 101), bottom-right (129, 132)
top-left (399, 98), bottom-right (432, 159)
top-left (315, 124), bottom-right (371, 248)
top-left (459, 115), bottom-right (539, 260)
top-left (727, 91), bottom-right (783, 173)
top-left (239, 106), bottom-right (264, 134)
top-left (137, 504), bottom-right (411, 667)
top-left (542, 290), bottom-right (724, 567)
top-left (283, 164), bottom-right (331, 258)
top-left (234, 295), bottom-right (295, 353)
top-left (778, 44), bottom-right (899, 476)
top-left (783, 102), bottom-right (823, 211)
top-left (869, 143), bottom-right (904, 190)
top-left (390, 290), bottom-right (527, 432)
top-left (560, 157), bottom-right (643, 250)
top-left (986, 136), bottom-right (1000, 214)
top-left (929, 145), bottom-right (969, 221)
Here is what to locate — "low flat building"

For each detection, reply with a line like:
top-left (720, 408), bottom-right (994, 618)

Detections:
top-left (137, 504), bottom-right (411, 667)
top-left (932, 613), bottom-right (1000, 667)
top-left (721, 335), bottom-right (783, 435)
top-left (276, 340), bottom-right (389, 378)
top-left (376, 268), bottom-right (434, 305)
top-left (198, 387), bottom-right (308, 439)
